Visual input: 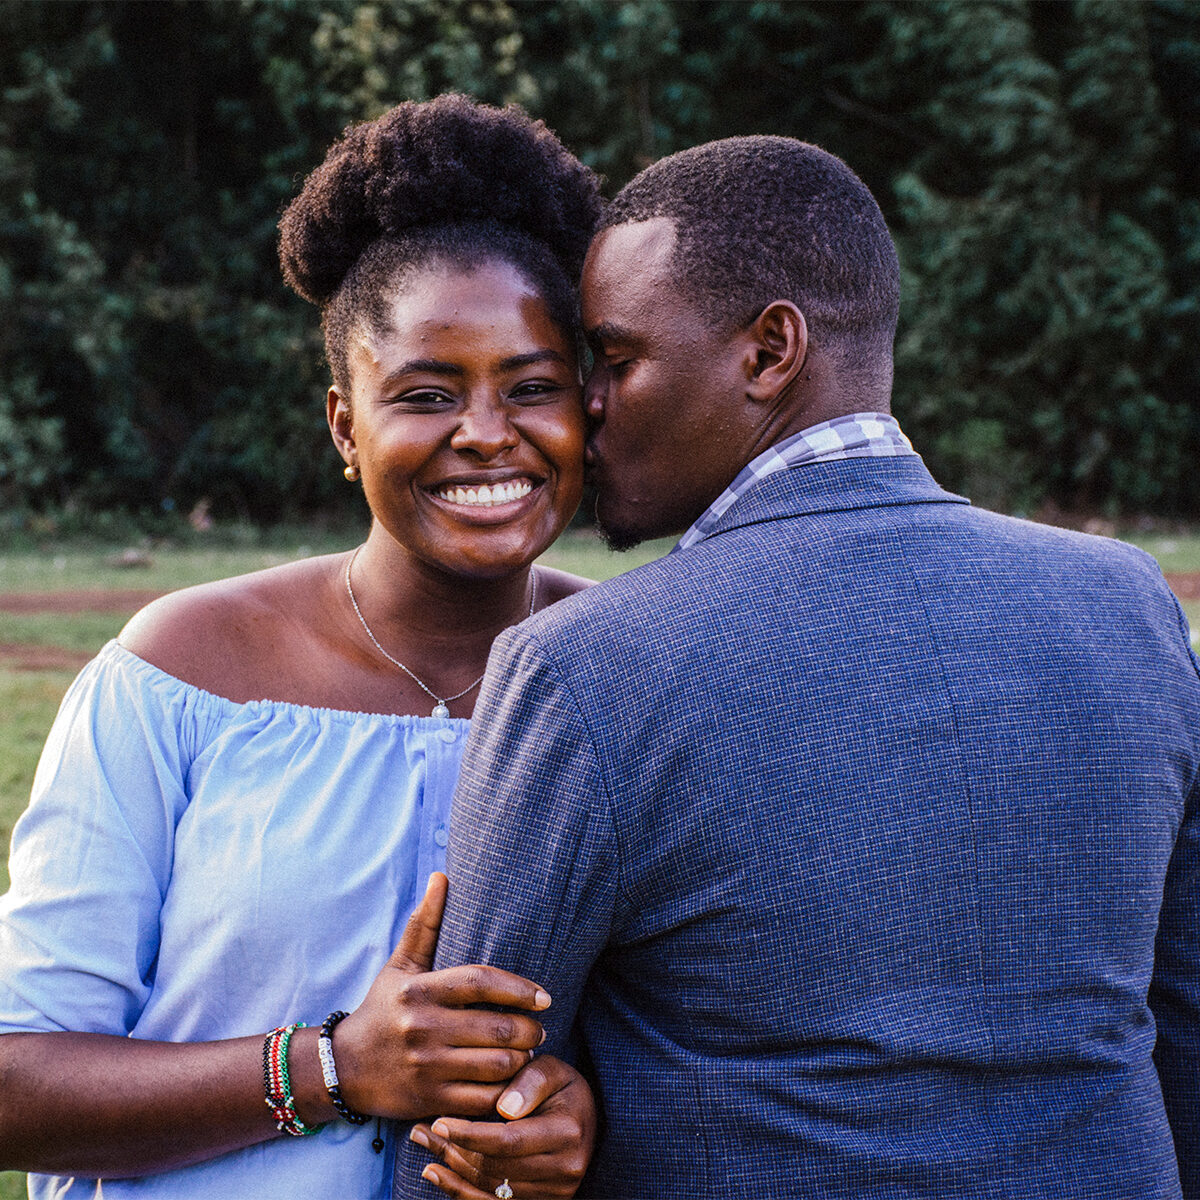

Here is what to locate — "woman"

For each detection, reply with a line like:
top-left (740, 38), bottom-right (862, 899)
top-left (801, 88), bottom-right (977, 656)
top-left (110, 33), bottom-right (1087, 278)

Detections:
top-left (0, 95), bottom-right (601, 1199)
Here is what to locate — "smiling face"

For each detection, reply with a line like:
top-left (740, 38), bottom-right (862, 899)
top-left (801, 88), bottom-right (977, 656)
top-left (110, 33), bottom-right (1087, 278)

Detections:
top-left (582, 218), bottom-right (756, 550)
top-left (330, 258), bottom-right (584, 580)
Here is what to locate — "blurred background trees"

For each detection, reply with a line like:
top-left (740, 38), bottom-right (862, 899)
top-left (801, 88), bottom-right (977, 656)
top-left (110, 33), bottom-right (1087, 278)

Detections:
top-left (2, 0), bottom-right (1196, 524)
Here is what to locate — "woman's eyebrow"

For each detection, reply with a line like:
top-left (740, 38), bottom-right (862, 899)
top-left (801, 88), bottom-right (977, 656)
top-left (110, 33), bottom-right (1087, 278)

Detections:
top-left (499, 349), bottom-right (568, 370)
top-left (384, 358), bottom-right (464, 381)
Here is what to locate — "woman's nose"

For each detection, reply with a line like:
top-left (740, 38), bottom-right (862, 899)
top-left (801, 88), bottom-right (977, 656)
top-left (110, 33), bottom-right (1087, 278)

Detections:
top-left (450, 397), bottom-right (521, 457)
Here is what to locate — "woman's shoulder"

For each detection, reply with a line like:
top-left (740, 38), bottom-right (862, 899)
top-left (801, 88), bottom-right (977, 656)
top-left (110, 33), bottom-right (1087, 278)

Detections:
top-left (119, 554), bottom-right (346, 700)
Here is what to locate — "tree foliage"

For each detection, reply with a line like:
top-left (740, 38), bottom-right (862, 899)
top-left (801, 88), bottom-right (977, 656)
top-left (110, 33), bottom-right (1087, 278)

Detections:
top-left (2, 0), bottom-right (1196, 521)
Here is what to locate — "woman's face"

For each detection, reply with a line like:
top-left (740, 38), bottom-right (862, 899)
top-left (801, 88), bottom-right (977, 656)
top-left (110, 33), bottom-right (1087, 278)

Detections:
top-left (329, 259), bottom-right (584, 580)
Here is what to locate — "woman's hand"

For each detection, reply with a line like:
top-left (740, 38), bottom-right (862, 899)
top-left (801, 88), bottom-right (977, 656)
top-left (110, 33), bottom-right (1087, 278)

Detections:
top-left (409, 1054), bottom-right (596, 1199)
top-left (297, 873), bottom-right (552, 1125)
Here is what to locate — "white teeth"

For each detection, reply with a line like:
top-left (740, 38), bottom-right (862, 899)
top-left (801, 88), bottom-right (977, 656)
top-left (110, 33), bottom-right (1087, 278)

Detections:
top-left (435, 479), bottom-right (534, 507)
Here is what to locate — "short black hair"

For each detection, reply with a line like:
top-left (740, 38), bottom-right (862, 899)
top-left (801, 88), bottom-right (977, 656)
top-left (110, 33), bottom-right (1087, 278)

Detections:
top-left (279, 94), bottom-right (603, 392)
top-left (600, 136), bottom-right (899, 372)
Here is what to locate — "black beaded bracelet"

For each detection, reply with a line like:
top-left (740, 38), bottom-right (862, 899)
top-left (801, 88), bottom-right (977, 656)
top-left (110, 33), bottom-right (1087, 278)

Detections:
top-left (318, 1010), bottom-right (370, 1125)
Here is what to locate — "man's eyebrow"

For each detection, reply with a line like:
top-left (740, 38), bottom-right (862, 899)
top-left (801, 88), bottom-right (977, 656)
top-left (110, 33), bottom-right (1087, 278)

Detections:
top-left (498, 349), bottom-right (568, 371)
top-left (587, 322), bottom-right (636, 345)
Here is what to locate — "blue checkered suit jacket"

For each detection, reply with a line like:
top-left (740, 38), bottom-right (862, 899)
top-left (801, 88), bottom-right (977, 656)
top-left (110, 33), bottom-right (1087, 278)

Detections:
top-left (394, 456), bottom-right (1200, 1199)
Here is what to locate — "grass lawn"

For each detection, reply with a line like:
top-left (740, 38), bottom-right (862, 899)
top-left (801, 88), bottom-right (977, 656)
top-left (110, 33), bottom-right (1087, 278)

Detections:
top-left (0, 524), bottom-right (1197, 1197)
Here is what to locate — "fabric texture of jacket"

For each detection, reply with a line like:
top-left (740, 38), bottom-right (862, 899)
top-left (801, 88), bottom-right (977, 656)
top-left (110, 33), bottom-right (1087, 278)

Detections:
top-left (394, 455), bottom-right (1200, 1199)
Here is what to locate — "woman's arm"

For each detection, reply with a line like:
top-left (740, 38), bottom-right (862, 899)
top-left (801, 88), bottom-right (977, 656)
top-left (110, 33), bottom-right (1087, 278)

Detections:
top-left (0, 876), bottom-right (548, 1176)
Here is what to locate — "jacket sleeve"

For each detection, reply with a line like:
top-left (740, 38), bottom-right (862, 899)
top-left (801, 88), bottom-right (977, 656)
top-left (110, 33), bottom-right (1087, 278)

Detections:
top-left (1150, 602), bottom-right (1200, 1198)
top-left (393, 623), bottom-right (620, 1199)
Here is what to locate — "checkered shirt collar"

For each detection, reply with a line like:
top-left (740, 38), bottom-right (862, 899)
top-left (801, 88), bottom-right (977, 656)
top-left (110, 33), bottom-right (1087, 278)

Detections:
top-left (674, 412), bottom-right (917, 553)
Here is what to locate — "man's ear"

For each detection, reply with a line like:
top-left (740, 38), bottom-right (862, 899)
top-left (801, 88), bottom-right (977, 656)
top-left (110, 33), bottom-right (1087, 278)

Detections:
top-left (743, 301), bottom-right (808, 403)
top-left (327, 386), bottom-right (356, 466)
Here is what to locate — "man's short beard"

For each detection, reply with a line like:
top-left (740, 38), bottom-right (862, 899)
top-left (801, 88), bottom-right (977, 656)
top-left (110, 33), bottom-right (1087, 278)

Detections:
top-left (600, 525), bottom-right (643, 552)
top-left (593, 496), bottom-right (644, 552)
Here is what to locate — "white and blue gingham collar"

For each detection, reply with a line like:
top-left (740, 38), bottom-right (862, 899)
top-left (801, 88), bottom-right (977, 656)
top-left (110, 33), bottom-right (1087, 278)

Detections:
top-left (674, 412), bottom-right (916, 553)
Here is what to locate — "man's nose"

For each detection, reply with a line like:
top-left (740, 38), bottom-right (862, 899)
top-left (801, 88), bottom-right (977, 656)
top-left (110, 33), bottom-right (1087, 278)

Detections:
top-left (450, 397), bottom-right (520, 457)
top-left (584, 368), bottom-right (606, 421)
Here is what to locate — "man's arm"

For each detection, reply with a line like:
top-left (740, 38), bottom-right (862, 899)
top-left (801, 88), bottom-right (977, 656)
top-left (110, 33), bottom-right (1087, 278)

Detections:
top-left (395, 624), bottom-right (620, 1198)
top-left (1152, 772), bottom-right (1200, 1197)
top-left (1151, 612), bottom-right (1200, 1196)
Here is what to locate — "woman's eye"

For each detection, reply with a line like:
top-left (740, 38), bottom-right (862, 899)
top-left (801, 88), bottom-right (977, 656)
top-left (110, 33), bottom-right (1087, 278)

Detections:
top-left (510, 380), bottom-right (563, 402)
top-left (395, 389), bottom-right (454, 408)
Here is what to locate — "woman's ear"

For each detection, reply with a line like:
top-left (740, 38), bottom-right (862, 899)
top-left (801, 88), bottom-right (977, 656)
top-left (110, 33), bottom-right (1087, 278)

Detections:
top-left (744, 301), bottom-right (808, 403)
top-left (327, 386), bottom-right (356, 467)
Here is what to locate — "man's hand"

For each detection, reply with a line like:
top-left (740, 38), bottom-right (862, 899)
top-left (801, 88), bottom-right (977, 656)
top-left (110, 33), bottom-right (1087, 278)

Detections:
top-left (410, 1054), bottom-right (596, 1198)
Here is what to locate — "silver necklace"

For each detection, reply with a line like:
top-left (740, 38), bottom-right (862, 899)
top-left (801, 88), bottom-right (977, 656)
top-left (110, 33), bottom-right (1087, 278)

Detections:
top-left (344, 547), bottom-right (538, 718)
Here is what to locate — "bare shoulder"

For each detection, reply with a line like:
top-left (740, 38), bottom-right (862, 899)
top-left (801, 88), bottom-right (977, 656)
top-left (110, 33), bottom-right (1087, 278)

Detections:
top-left (536, 564), bottom-right (594, 607)
top-left (119, 554), bottom-right (346, 699)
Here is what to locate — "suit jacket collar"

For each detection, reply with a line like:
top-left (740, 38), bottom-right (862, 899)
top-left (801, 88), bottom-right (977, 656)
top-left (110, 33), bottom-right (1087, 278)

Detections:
top-left (699, 455), bottom-right (970, 544)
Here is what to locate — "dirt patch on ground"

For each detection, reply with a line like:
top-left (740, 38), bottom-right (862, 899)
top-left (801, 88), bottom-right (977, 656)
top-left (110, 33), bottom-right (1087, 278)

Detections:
top-left (0, 590), bottom-right (166, 671)
top-left (0, 643), bottom-right (95, 670)
top-left (1166, 574), bottom-right (1200, 602)
top-left (0, 590), bottom-right (165, 615)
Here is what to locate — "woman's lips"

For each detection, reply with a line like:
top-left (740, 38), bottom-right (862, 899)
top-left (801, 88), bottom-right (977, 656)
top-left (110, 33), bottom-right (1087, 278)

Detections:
top-left (431, 477), bottom-right (535, 508)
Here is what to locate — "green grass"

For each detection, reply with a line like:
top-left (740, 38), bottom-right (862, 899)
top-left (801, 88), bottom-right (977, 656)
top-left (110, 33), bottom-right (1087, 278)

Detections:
top-left (1, 611), bottom-right (131, 653)
top-left (0, 528), bottom-right (673, 594)
top-left (0, 1170), bottom-right (23, 1198)
top-left (1125, 533), bottom-right (1200, 575)
top-left (0, 541), bottom-right (351, 594)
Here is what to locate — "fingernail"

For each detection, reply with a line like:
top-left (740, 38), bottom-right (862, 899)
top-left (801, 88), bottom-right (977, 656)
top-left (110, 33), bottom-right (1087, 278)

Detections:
top-left (409, 1127), bottom-right (429, 1149)
top-left (421, 1166), bottom-right (438, 1185)
top-left (497, 1088), bottom-right (525, 1119)
top-left (534, 988), bottom-right (551, 1009)
top-left (538, 1026), bottom-right (546, 1045)
top-left (431, 1119), bottom-right (450, 1139)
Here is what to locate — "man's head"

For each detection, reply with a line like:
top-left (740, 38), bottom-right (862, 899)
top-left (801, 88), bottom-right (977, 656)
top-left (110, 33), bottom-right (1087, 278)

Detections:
top-left (582, 135), bottom-right (899, 549)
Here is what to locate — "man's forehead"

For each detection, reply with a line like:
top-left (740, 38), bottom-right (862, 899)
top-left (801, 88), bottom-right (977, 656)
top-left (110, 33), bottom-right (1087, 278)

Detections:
top-left (593, 216), bottom-right (676, 261)
top-left (582, 217), bottom-right (678, 319)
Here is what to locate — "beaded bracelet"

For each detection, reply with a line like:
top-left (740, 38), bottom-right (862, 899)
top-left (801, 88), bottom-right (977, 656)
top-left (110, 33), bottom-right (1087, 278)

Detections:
top-left (262, 1022), bottom-right (323, 1137)
top-left (318, 1010), bottom-right (370, 1125)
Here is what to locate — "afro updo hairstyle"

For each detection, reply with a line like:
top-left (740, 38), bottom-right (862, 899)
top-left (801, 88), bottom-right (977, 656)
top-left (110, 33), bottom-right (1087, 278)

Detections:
top-left (600, 136), bottom-right (899, 378)
top-left (278, 93), bottom-right (603, 394)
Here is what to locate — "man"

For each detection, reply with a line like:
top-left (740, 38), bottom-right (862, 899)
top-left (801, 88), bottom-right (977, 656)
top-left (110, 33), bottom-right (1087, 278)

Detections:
top-left (397, 137), bottom-right (1200, 1197)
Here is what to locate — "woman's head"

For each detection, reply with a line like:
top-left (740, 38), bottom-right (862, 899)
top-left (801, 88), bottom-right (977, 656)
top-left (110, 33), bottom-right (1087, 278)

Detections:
top-left (278, 94), bottom-right (602, 395)
top-left (278, 95), bottom-right (601, 579)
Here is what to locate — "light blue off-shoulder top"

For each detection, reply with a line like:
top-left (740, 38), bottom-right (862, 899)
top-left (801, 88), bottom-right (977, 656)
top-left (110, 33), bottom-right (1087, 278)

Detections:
top-left (0, 640), bottom-right (467, 1199)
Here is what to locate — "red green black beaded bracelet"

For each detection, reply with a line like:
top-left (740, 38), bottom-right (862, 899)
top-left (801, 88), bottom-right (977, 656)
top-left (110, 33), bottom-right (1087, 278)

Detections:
top-left (263, 1022), bottom-right (323, 1137)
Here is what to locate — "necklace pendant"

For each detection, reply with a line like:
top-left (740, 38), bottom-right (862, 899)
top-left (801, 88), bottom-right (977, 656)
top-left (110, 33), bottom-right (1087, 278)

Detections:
top-left (431, 702), bottom-right (450, 719)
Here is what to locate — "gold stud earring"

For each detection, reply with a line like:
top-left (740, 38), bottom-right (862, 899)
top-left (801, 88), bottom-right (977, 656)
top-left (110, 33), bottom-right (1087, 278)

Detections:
top-left (343, 463), bottom-right (360, 482)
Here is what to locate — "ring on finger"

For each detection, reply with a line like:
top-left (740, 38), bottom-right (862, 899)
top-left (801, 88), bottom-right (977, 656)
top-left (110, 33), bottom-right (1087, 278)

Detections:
top-left (495, 1181), bottom-right (513, 1200)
